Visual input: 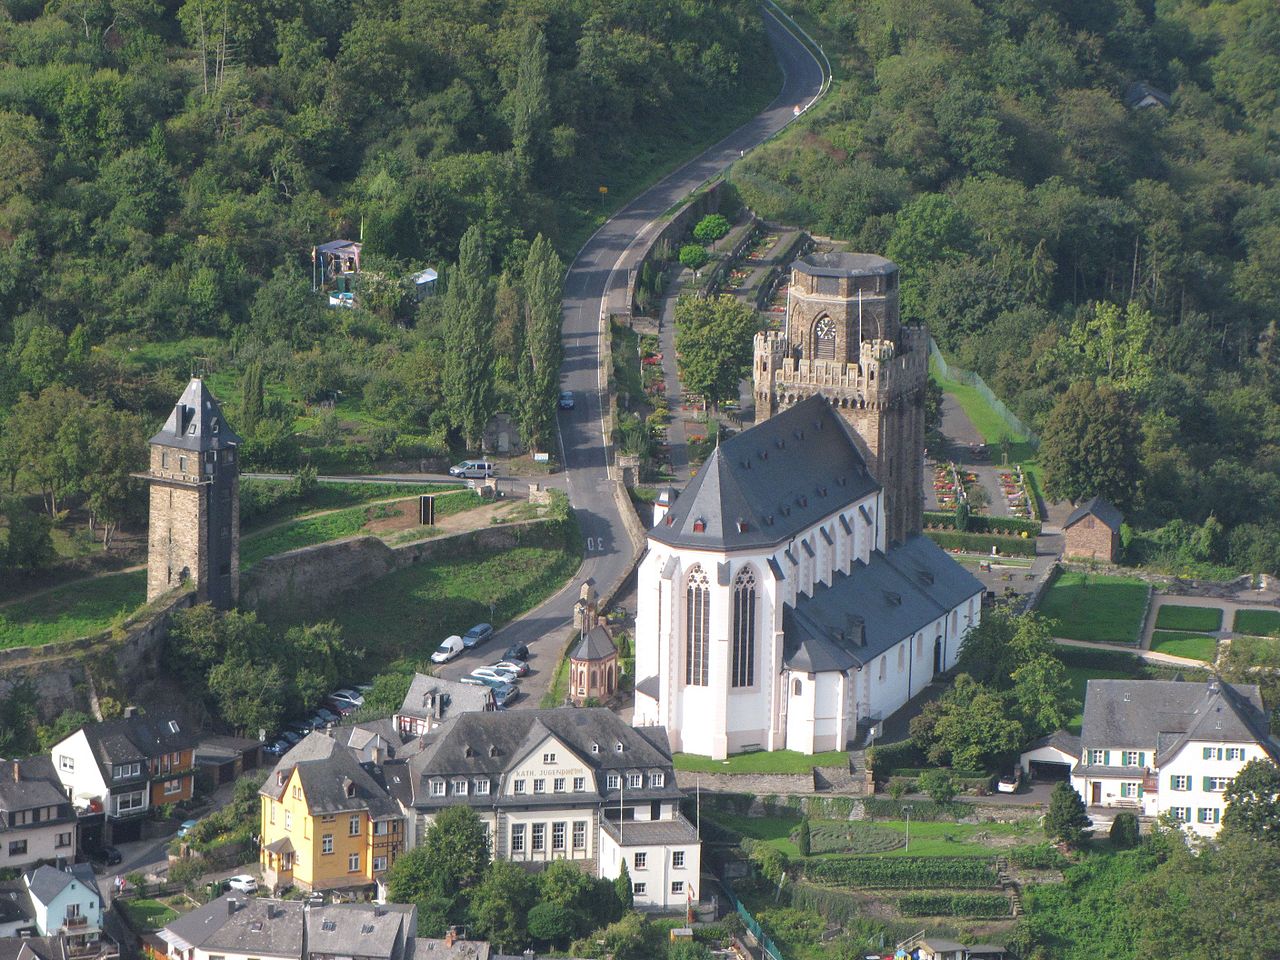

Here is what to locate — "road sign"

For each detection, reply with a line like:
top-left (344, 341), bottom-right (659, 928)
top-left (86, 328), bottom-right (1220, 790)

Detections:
top-left (598, 185), bottom-right (608, 195)
top-left (419, 494), bottom-right (436, 526)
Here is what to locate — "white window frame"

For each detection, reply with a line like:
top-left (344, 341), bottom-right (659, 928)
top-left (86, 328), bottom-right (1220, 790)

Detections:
top-left (1197, 807), bottom-right (1220, 824)
top-left (513, 779), bottom-right (526, 794)
top-left (531, 823), bottom-right (545, 852)
top-left (1225, 747), bottom-right (1245, 761)
top-left (373, 856), bottom-right (387, 872)
top-left (607, 773), bottom-right (621, 790)
top-left (511, 824), bottom-right (526, 853)
top-left (634, 852), bottom-right (646, 870)
top-left (672, 880), bottom-right (684, 895)
top-left (1170, 774), bottom-right (1191, 791)
top-left (1170, 807), bottom-right (1190, 822)
top-left (475, 779), bottom-right (490, 796)
top-left (1121, 751), bottom-right (1141, 766)
top-left (452, 778), bottom-right (469, 796)
top-left (627, 773), bottom-right (642, 789)
top-left (349, 815), bottom-right (361, 836)
top-left (673, 850), bottom-right (685, 869)
top-left (322, 835), bottom-right (334, 855)
top-left (533, 778), bottom-right (546, 794)
top-left (58, 755), bottom-right (74, 773)
top-left (348, 853), bottom-right (360, 872)
top-left (572, 821), bottom-right (586, 850)
top-left (1087, 749), bottom-right (1105, 765)
top-left (573, 776), bottom-right (585, 792)
top-left (650, 772), bottom-right (665, 788)
top-left (552, 822), bottom-right (566, 851)
top-left (1119, 782), bottom-right (1140, 798)
top-left (163, 779), bottom-right (183, 796)
top-left (554, 777), bottom-right (565, 793)
top-left (543, 752), bottom-right (557, 764)
top-left (431, 779), bottom-right (446, 797)
top-left (1206, 776), bottom-right (1230, 792)
top-left (633, 882), bottom-right (646, 895)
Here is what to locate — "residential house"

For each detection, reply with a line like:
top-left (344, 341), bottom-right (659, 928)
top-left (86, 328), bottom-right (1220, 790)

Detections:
top-left (158, 896), bottom-right (418, 960)
top-left (50, 713), bottom-right (196, 846)
top-left (23, 864), bottom-right (105, 954)
top-left (258, 735), bottom-right (404, 893)
top-left (1070, 678), bottom-right (1280, 836)
top-left (1017, 731), bottom-right (1081, 783)
top-left (394, 674), bottom-right (493, 738)
top-left (0, 758), bottom-right (77, 870)
top-left (1062, 497), bottom-right (1123, 564)
top-left (389, 707), bottom-right (700, 912)
top-left (1123, 81), bottom-right (1172, 110)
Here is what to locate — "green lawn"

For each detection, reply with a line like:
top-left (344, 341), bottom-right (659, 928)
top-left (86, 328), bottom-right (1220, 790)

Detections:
top-left (0, 570), bottom-right (147, 649)
top-left (1154, 604), bottom-right (1223, 632)
top-left (1038, 571), bottom-right (1149, 644)
top-left (263, 538), bottom-right (581, 669)
top-left (120, 898), bottom-right (179, 931)
top-left (241, 490), bottom-right (483, 569)
top-left (674, 749), bottom-right (850, 774)
top-left (930, 358), bottom-right (1036, 464)
top-left (1149, 631), bottom-right (1218, 662)
top-left (540, 655), bottom-right (572, 708)
top-left (1229, 635), bottom-right (1280, 668)
top-left (240, 479), bottom-right (461, 531)
top-left (1233, 608), bottom-right (1280, 637)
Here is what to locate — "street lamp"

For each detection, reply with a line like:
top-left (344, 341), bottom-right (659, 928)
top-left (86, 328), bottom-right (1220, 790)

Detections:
top-left (902, 804), bottom-right (913, 854)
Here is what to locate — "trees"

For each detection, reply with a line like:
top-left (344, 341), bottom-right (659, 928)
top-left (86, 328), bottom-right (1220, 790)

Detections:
top-left (1039, 381), bottom-right (1141, 508)
top-left (1010, 654), bottom-right (1076, 739)
top-left (519, 234), bottom-right (565, 452)
top-left (1110, 811), bottom-right (1140, 849)
top-left (1221, 758), bottom-right (1280, 843)
top-left (919, 768), bottom-right (957, 803)
top-left (674, 294), bottom-right (760, 409)
top-left (796, 817), bottom-right (811, 856)
top-left (420, 805), bottom-right (491, 894)
top-left (527, 903), bottom-right (575, 947)
top-left (507, 22), bottom-right (550, 180)
top-left (613, 859), bottom-right (634, 911)
top-left (470, 860), bottom-right (537, 951)
top-left (1, 498), bottom-right (54, 572)
top-left (442, 225), bottom-right (496, 449)
top-left (678, 244), bottom-right (710, 271)
top-left (927, 675), bottom-right (1025, 770)
top-left (693, 214), bottom-right (731, 245)
top-left (1045, 782), bottom-right (1090, 846)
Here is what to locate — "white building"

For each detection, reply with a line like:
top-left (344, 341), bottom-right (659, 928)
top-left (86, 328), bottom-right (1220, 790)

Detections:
top-left (1069, 678), bottom-right (1280, 836)
top-left (0, 759), bottom-right (77, 872)
top-left (390, 708), bottom-right (700, 912)
top-left (633, 395), bottom-right (983, 758)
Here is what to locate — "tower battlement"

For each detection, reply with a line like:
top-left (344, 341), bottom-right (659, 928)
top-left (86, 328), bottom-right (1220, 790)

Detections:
top-left (753, 251), bottom-right (925, 543)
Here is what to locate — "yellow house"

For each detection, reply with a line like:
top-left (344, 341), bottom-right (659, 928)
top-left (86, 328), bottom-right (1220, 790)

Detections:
top-left (259, 733), bottom-right (403, 893)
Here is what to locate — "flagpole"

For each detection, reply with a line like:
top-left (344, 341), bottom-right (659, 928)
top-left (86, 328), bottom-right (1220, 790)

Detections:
top-left (858, 287), bottom-right (863, 348)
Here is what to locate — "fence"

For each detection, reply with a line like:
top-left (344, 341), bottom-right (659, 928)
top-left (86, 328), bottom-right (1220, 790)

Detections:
top-left (928, 339), bottom-right (1038, 448)
top-left (721, 878), bottom-right (786, 960)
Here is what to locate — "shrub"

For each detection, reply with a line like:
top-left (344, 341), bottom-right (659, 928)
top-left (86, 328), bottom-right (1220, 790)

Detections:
top-left (919, 768), bottom-right (957, 803)
top-left (795, 818), bottom-right (811, 856)
top-left (1045, 782), bottom-right (1091, 845)
top-left (1006, 844), bottom-right (1069, 869)
top-left (898, 893), bottom-right (1011, 918)
top-left (861, 798), bottom-right (966, 821)
top-left (1110, 811), bottom-right (1140, 848)
top-left (693, 214), bottom-right (731, 244)
top-left (866, 741), bottom-right (924, 778)
top-left (679, 244), bottom-right (710, 271)
top-left (926, 530), bottom-right (1038, 556)
top-left (924, 511), bottom-right (1042, 536)
top-left (805, 857), bottom-right (997, 889)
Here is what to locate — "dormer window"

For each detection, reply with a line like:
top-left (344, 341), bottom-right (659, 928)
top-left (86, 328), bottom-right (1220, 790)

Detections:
top-left (168, 720), bottom-right (180, 734)
top-left (464, 747), bottom-right (474, 758)
top-left (591, 742), bottom-right (599, 754)
top-left (692, 519), bottom-right (706, 533)
top-left (488, 745), bottom-right (499, 758)
top-left (615, 741), bottom-right (624, 753)
top-left (187, 422), bottom-right (197, 435)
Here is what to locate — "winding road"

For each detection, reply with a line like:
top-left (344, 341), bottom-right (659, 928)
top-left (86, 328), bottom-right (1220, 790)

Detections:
top-left (437, 4), bottom-right (829, 696)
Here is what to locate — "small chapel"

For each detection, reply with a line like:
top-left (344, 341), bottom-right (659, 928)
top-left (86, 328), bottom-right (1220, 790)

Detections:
top-left (632, 251), bottom-right (984, 758)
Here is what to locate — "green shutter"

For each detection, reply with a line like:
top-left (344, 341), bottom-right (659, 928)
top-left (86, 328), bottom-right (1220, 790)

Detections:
top-left (1203, 777), bottom-right (1213, 791)
top-left (1203, 747), bottom-right (1212, 760)
top-left (1138, 752), bottom-right (1146, 767)
top-left (1104, 750), bottom-right (1111, 765)
top-left (1137, 783), bottom-right (1144, 798)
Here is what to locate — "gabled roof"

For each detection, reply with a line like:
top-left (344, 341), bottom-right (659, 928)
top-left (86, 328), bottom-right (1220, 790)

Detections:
top-left (1021, 730), bottom-right (1081, 758)
top-left (407, 708), bottom-right (681, 807)
top-left (0, 764), bottom-right (70, 825)
top-left (259, 733), bottom-right (399, 818)
top-left (75, 714), bottom-right (196, 774)
top-left (25, 864), bottom-right (99, 908)
top-left (306, 903), bottom-right (414, 959)
top-left (1064, 496), bottom-right (1123, 532)
top-left (1123, 81), bottom-right (1171, 109)
top-left (397, 674), bottom-right (493, 723)
top-left (149, 378), bottom-right (241, 452)
top-left (1079, 679), bottom-right (1278, 764)
top-left (782, 535), bottom-right (982, 673)
top-left (572, 626), bottom-right (617, 662)
top-left (649, 395), bottom-right (879, 551)
top-left (161, 896), bottom-right (304, 957)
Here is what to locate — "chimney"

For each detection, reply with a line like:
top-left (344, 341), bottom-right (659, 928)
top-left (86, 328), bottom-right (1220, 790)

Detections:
top-left (11, 761), bottom-right (19, 783)
top-left (445, 927), bottom-right (458, 947)
top-left (371, 746), bottom-right (382, 766)
top-left (122, 706), bottom-right (137, 719)
top-left (173, 403), bottom-right (184, 437)
top-left (596, 615), bottom-right (609, 630)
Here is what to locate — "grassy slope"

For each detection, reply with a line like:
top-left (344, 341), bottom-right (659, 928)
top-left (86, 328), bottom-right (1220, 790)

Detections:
top-left (930, 358), bottom-right (1036, 464)
top-left (674, 749), bottom-right (851, 774)
top-left (1149, 631), bottom-right (1218, 661)
top-left (240, 480), bottom-right (461, 531)
top-left (1153, 604), bottom-right (1222, 632)
top-left (0, 570), bottom-right (147, 649)
top-left (1038, 572), bottom-right (1148, 644)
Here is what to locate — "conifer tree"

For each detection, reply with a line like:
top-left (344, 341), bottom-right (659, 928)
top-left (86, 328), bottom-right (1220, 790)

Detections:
top-left (443, 225), bottom-right (496, 449)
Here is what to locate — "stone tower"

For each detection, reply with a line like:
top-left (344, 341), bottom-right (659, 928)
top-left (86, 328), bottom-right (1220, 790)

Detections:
top-left (146, 378), bottom-right (241, 608)
top-left (753, 251), bottom-right (926, 544)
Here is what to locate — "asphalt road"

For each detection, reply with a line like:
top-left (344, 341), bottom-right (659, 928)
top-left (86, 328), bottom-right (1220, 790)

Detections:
top-left (446, 6), bottom-right (829, 695)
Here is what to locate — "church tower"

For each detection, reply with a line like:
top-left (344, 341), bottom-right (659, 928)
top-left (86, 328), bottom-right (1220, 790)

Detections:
top-left (146, 378), bottom-right (241, 608)
top-left (753, 252), bottom-right (926, 544)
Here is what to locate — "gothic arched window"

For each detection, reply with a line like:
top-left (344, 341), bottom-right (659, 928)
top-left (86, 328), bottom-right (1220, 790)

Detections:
top-left (685, 566), bottom-right (710, 686)
top-left (732, 568), bottom-right (757, 688)
top-left (813, 315), bottom-right (837, 360)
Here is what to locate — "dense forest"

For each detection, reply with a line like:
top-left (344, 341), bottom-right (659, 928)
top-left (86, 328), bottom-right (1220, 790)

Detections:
top-left (0, 0), bottom-right (779, 568)
top-left (742, 0), bottom-right (1280, 574)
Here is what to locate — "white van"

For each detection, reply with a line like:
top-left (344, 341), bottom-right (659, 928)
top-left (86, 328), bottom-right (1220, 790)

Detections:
top-left (430, 635), bottom-right (465, 664)
top-left (449, 459), bottom-right (496, 478)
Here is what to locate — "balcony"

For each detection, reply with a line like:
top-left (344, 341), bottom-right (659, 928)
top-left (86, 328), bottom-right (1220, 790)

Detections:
top-left (64, 915), bottom-right (89, 929)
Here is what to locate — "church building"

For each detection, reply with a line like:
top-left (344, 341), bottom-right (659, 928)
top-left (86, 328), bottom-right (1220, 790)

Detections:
top-left (633, 252), bottom-right (983, 759)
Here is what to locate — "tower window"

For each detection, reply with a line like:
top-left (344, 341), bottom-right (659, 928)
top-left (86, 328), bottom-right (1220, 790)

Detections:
top-left (685, 566), bottom-right (709, 687)
top-left (178, 456), bottom-right (187, 473)
top-left (732, 568), bottom-right (757, 688)
top-left (161, 452), bottom-right (169, 469)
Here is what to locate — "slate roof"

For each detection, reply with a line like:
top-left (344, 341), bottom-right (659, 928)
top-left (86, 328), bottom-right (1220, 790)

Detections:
top-left (792, 251), bottom-right (898, 278)
top-left (572, 626), bottom-right (617, 662)
top-left (1079, 679), bottom-right (1278, 765)
top-left (1021, 730), bottom-right (1081, 759)
top-left (406, 708), bottom-right (681, 808)
top-left (413, 938), bottom-right (492, 960)
top-left (1064, 496), bottom-right (1123, 532)
top-left (306, 903), bottom-right (414, 959)
top-left (782, 536), bottom-right (982, 673)
top-left (148, 378), bottom-right (241, 452)
top-left (0, 882), bottom-right (33, 925)
top-left (77, 714), bottom-right (195, 774)
top-left (0, 764), bottom-right (71, 830)
top-left (1123, 81), bottom-right (1172, 109)
top-left (398, 674), bottom-right (493, 723)
top-left (161, 896), bottom-right (304, 957)
top-left (259, 733), bottom-right (400, 818)
top-left (649, 396), bottom-right (879, 551)
top-left (599, 815), bottom-right (699, 846)
top-left (25, 864), bottom-right (99, 908)
top-left (0, 936), bottom-right (60, 960)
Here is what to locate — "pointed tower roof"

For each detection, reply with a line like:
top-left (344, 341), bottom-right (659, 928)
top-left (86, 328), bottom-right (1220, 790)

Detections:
top-left (149, 378), bottom-right (241, 452)
top-left (649, 395), bottom-right (879, 550)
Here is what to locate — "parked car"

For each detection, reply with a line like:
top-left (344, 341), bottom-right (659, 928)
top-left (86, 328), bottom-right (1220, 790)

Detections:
top-left (470, 665), bottom-right (519, 685)
top-left (92, 846), bottom-right (122, 868)
top-left (278, 730), bottom-right (302, 746)
top-left (462, 623), bottom-right (494, 649)
top-left (431, 635), bottom-right (465, 664)
top-left (558, 390), bottom-right (575, 410)
top-left (177, 819), bottom-right (199, 838)
top-left (311, 707), bottom-right (340, 727)
top-left (492, 682), bottom-right (519, 708)
top-left (492, 659), bottom-right (529, 677)
top-left (449, 459), bottom-right (496, 479)
top-left (328, 689), bottom-right (365, 709)
top-left (459, 673), bottom-right (507, 689)
top-left (503, 642), bottom-right (530, 662)
top-left (226, 875), bottom-right (259, 894)
top-left (264, 740), bottom-right (290, 756)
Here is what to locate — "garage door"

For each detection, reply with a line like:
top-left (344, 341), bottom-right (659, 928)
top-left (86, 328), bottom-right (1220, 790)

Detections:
top-left (1030, 760), bottom-right (1071, 782)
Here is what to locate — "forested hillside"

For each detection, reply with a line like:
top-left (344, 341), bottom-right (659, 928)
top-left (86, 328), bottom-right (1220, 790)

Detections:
top-left (741, 0), bottom-right (1280, 574)
top-left (0, 0), bottom-right (778, 567)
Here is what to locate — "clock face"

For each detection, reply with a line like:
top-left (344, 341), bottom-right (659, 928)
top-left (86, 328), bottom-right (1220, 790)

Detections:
top-left (813, 316), bottom-right (837, 358)
top-left (815, 316), bottom-right (836, 341)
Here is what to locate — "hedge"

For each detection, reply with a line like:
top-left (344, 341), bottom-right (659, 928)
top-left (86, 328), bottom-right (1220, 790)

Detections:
top-left (889, 766), bottom-right (988, 780)
top-left (924, 511), bottom-right (1042, 536)
top-left (805, 857), bottom-right (998, 889)
top-left (1006, 844), bottom-right (1069, 869)
top-left (866, 741), bottom-right (924, 777)
top-left (898, 893), bottom-right (1012, 918)
top-left (861, 798), bottom-right (967, 822)
top-left (926, 530), bottom-right (1038, 557)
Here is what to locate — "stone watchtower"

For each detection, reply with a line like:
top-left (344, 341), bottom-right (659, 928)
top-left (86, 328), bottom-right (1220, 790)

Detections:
top-left (146, 378), bottom-right (242, 608)
top-left (753, 251), bottom-right (926, 544)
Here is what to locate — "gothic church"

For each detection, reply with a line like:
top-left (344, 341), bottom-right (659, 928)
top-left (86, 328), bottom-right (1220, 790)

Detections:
top-left (633, 252), bottom-right (983, 758)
